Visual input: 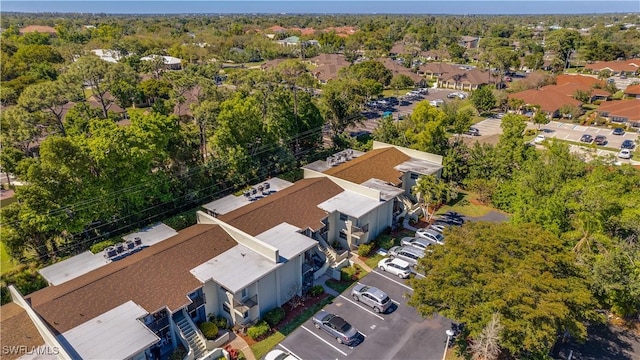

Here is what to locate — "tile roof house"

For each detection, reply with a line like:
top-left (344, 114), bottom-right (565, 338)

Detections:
top-left (439, 68), bottom-right (490, 91)
top-left (509, 87), bottom-right (583, 117)
top-left (597, 99), bottom-right (640, 129)
top-left (19, 25), bottom-right (57, 36)
top-left (624, 84), bottom-right (640, 99)
top-left (420, 49), bottom-right (451, 62)
top-left (377, 58), bottom-right (426, 86)
top-left (585, 59), bottom-right (640, 75)
top-left (140, 55), bottom-right (183, 70)
top-left (458, 36), bottom-right (480, 49)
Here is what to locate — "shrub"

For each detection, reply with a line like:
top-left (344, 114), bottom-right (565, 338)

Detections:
top-left (309, 285), bottom-right (324, 297)
top-left (357, 243), bottom-right (374, 257)
top-left (263, 307), bottom-right (285, 327)
top-left (340, 265), bottom-right (361, 282)
top-left (247, 320), bottom-right (270, 340)
top-left (0, 263), bottom-right (48, 304)
top-left (199, 321), bottom-right (219, 339)
top-left (524, 129), bottom-right (537, 136)
top-left (210, 315), bottom-right (229, 330)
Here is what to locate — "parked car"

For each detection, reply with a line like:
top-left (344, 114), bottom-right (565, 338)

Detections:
top-left (534, 134), bottom-right (546, 144)
top-left (312, 311), bottom-right (360, 345)
top-left (377, 258), bottom-right (412, 278)
top-left (435, 214), bottom-right (464, 226)
top-left (621, 139), bottom-right (635, 149)
top-left (400, 237), bottom-right (434, 252)
top-left (418, 88), bottom-right (429, 94)
top-left (580, 134), bottom-right (593, 143)
top-left (388, 245), bottom-right (425, 266)
top-left (415, 228), bottom-right (445, 245)
top-left (594, 135), bottom-right (607, 146)
top-left (618, 149), bottom-right (632, 159)
top-left (265, 350), bottom-right (298, 360)
top-left (351, 284), bottom-right (392, 313)
top-left (428, 223), bottom-right (448, 234)
top-left (612, 128), bottom-right (625, 136)
top-left (429, 99), bottom-right (444, 107)
top-left (466, 127), bottom-right (480, 136)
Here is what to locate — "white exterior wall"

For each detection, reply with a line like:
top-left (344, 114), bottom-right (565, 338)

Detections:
top-left (256, 271), bottom-right (278, 314)
top-left (202, 281), bottom-right (219, 321)
top-left (275, 255), bottom-right (302, 307)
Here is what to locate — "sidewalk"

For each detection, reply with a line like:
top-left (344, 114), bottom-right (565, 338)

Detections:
top-left (314, 274), bottom-right (340, 297)
top-left (348, 252), bottom-right (373, 272)
top-left (227, 332), bottom-right (257, 360)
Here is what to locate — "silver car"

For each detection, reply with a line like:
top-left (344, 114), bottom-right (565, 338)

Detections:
top-left (388, 245), bottom-right (425, 266)
top-left (400, 237), bottom-right (434, 252)
top-left (378, 257), bottom-right (411, 278)
top-left (415, 228), bottom-right (445, 245)
top-left (351, 284), bottom-right (392, 313)
top-left (312, 310), bottom-right (359, 345)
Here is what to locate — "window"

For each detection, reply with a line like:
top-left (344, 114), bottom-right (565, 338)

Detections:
top-left (410, 173), bottom-right (420, 180)
top-left (339, 213), bottom-right (348, 221)
top-left (339, 231), bottom-right (347, 239)
top-left (241, 288), bottom-right (248, 299)
top-left (223, 303), bottom-right (230, 314)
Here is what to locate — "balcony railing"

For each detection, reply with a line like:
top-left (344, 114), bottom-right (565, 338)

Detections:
top-left (187, 295), bottom-right (205, 313)
top-left (147, 315), bottom-right (170, 333)
top-left (233, 295), bottom-right (258, 313)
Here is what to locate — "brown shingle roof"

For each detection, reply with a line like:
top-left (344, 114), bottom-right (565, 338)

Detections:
top-left (556, 74), bottom-right (605, 88)
top-left (324, 147), bottom-right (410, 186)
top-left (441, 68), bottom-right (489, 86)
top-left (27, 224), bottom-right (236, 333)
top-left (219, 177), bottom-right (343, 235)
top-left (377, 58), bottom-right (423, 83)
top-left (0, 303), bottom-right (46, 360)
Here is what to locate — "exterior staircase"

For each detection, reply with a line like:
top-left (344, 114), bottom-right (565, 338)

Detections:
top-left (317, 241), bottom-right (336, 264)
top-left (174, 311), bottom-right (207, 359)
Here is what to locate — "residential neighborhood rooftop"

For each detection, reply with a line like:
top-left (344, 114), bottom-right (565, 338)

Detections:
top-left (202, 177), bottom-right (294, 216)
top-left (0, 303), bottom-right (47, 360)
top-left (317, 190), bottom-right (382, 218)
top-left (60, 301), bottom-right (159, 360)
top-left (218, 177), bottom-right (343, 236)
top-left (27, 224), bottom-right (237, 333)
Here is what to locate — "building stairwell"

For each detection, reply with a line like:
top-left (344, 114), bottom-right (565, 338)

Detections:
top-left (174, 311), bottom-right (207, 359)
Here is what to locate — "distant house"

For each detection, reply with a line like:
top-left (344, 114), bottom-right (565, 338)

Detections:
top-left (420, 63), bottom-right (488, 90)
top-left (277, 36), bottom-right (301, 47)
top-left (140, 55), bottom-right (183, 70)
top-left (419, 49), bottom-right (451, 62)
top-left (509, 87), bottom-right (583, 118)
top-left (623, 84), bottom-right (640, 99)
top-left (261, 58), bottom-right (287, 71)
top-left (377, 58), bottom-right (426, 86)
top-left (389, 43), bottom-right (418, 57)
top-left (585, 59), bottom-right (640, 76)
top-left (555, 74), bottom-right (611, 102)
top-left (289, 27), bottom-right (316, 36)
top-left (458, 36), bottom-right (480, 49)
top-left (597, 99), bottom-right (640, 129)
top-left (19, 25), bottom-right (57, 36)
top-left (91, 49), bottom-right (122, 63)
top-left (308, 54), bottom-right (350, 83)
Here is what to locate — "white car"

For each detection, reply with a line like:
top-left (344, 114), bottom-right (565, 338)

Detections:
top-left (415, 228), bottom-right (445, 245)
top-left (429, 99), bottom-right (444, 107)
top-left (618, 149), bottom-right (632, 159)
top-left (378, 258), bottom-right (412, 278)
top-left (400, 237), bottom-right (434, 252)
top-left (428, 224), bottom-right (447, 234)
top-left (265, 350), bottom-right (298, 360)
top-left (534, 134), bottom-right (546, 144)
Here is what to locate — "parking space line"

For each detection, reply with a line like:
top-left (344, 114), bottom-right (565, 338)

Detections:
top-left (360, 331), bottom-right (368, 337)
top-left (301, 325), bottom-right (348, 356)
top-left (391, 299), bottom-right (400, 304)
top-left (413, 272), bottom-right (425, 278)
top-left (564, 135), bottom-right (570, 139)
top-left (371, 270), bottom-right (414, 291)
top-left (338, 295), bottom-right (385, 320)
top-left (278, 344), bottom-right (304, 360)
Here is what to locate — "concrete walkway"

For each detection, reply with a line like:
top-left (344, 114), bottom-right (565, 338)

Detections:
top-left (314, 274), bottom-right (340, 297)
top-left (227, 332), bottom-right (257, 360)
top-left (349, 251), bottom-right (374, 272)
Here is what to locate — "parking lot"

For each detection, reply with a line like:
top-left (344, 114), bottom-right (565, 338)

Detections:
top-left (276, 270), bottom-right (453, 360)
top-left (535, 121), bottom-right (638, 149)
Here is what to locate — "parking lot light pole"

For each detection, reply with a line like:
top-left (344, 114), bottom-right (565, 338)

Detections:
top-left (442, 329), bottom-right (455, 360)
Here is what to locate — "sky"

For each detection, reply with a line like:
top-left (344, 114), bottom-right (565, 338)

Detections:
top-left (1, 1), bottom-right (639, 15)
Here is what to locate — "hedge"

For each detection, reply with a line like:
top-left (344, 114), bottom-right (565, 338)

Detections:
top-left (263, 307), bottom-right (285, 327)
top-left (247, 320), bottom-right (270, 340)
top-left (309, 285), bottom-right (324, 297)
top-left (199, 322), bottom-right (219, 339)
top-left (357, 243), bottom-right (374, 257)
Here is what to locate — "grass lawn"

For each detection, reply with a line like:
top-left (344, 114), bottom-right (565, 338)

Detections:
top-left (365, 253), bottom-right (384, 269)
top-left (1, 241), bottom-right (17, 275)
top-left (436, 191), bottom-right (492, 218)
top-left (250, 296), bottom-right (334, 360)
top-left (325, 264), bottom-right (368, 293)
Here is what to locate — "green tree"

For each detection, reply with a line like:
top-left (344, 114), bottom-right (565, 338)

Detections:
top-left (0, 146), bottom-right (24, 187)
top-left (341, 60), bottom-right (393, 87)
top-left (18, 80), bottom-right (69, 136)
top-left (532, 108), bottom-right (550, 130)
top-left (411, 175), bottom-right (452, 221)
top-left (409, 222), bottom-right (600, 358)
top-left (447, 43), bottom-right (466, 61)
top-left (319, 78), bottom-right (366, 136)
top-left (405, 101), bottom-right (449, 154)
top-left (389, 74), bottom-right (415, 93)
top-left (469, 86), bottom-right (496, 114)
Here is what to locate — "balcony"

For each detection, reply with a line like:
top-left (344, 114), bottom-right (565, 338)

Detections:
top-left (146, 314), bottom-right (170, 333)
top-left (187, 294), bottom-right (205, 314)
top-left (233, 295), bottom-right (258, 313)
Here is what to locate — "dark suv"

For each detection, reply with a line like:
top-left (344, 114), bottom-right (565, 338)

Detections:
top-left (594, 135), bottom-right (607, 145)
top-left (580, 134), bottom-right (593, 143)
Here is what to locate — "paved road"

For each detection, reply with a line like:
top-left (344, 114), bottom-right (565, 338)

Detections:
top-left (551, 322), bottom-right (640, 360)
top-left (535, 120), bottom-right (639, 149)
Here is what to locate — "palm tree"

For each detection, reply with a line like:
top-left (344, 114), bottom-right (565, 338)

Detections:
top-left (411, 175), bottom-right (451, 221)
